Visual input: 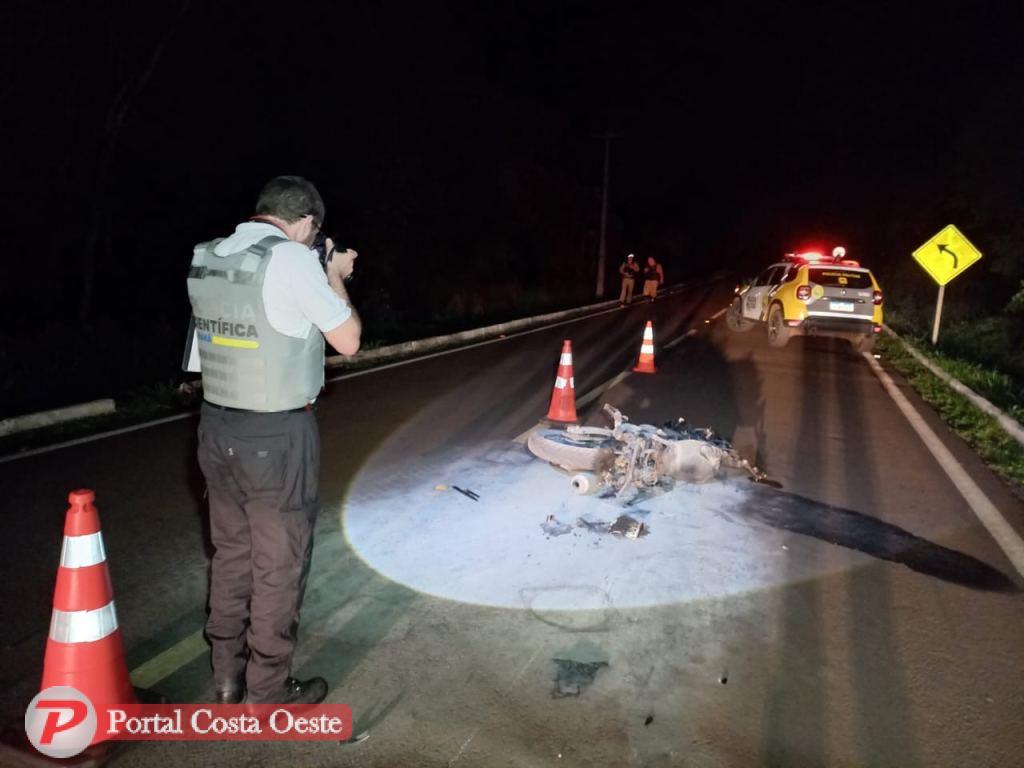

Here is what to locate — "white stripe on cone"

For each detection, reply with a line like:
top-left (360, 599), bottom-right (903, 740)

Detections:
top-left (640, 344), bottom-right (655, 354)
top-left (50, 601), bottom-right (119, 644)
top-left (60, 532), bottom-right (107, 569)
top-left (560, 353), bottom-right (573, 365)
top-left (554, 376), bottom-right (568, 389)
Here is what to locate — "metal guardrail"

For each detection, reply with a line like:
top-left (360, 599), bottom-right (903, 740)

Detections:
top-left (324, 282), bottom-right (696, 369)
top-left (0, 399), bottom-right (116, 438)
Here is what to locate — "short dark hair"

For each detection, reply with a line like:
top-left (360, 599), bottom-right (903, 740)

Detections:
top-left (254, 176), bottom-right (325, 226)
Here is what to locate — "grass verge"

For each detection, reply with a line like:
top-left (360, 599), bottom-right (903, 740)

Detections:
top-left (876, 334), bottom-right (1024, 490)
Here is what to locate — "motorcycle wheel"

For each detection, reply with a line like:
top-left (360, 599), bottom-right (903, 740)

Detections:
top-left (527, 430), bottom-right (616, 472)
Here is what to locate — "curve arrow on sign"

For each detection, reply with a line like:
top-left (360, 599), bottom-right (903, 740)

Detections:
top-left (937, 243), bottom-right (958, 269)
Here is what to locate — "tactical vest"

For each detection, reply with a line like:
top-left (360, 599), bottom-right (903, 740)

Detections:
top-left (187, 235), bottom-right (325, 412)
top-left (644, 264), bottom-right (660, 280)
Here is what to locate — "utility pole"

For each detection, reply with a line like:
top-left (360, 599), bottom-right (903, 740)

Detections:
top-left (593, 131), bottom-right (622, 299)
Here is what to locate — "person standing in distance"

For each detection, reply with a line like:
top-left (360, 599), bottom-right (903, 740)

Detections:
top-left (642, 256), bottom-right (664, 301)
top-left (618, 253), bottom-right (640, 305)
top-left (187, 176), bottom-right (361, 705)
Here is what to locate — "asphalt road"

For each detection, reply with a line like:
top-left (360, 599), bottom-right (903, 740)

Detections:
top-left (2, 281), bottom-right (1023, 767)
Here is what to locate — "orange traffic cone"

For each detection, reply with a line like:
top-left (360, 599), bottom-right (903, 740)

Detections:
top-left (40, 490), bottom-right (136, 743)
top-left (546, 340), bottom-right (578, 422)
top-left (633, 321), bottom-right (657, 373)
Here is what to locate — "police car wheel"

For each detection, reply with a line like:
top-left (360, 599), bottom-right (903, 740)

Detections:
top-left (766, 305), bottom-right (791, 348)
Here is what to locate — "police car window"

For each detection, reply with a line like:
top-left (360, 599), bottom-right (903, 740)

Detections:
top-left (808, 268), bottom-right (872, 289)
top-left (753, 268), bottom-right (776, 286)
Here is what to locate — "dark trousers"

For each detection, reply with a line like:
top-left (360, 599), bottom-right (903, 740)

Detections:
top-left (197, 403), bottom-right (320, 703)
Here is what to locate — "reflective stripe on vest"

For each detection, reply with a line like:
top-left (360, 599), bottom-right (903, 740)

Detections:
top-left (50, 601), bottom-right (119, 644)
top-left (187, 235), bottom-right (325, 412)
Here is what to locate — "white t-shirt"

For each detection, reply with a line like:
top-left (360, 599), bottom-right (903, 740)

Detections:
top-left (212, 221), bottom-right (351, 338)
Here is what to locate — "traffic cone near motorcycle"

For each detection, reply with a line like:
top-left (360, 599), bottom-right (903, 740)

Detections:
top-left (39, 490), bottom-right (137, 744)
top-left (545, 339), bottom-right (578, 422)
top-left (633, 320), bottom-right (657, 373)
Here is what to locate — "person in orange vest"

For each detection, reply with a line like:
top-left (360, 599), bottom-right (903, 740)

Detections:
top-left (618, 253), bottom-right (640, 305)
top-left (642, 256), bottom-right (664, 301)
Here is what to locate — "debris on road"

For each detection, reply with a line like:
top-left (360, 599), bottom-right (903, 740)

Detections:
top-left (452, 486), bottom-right (480, 501)
top-left (541, 515), bottom-right (574, 537)
top-left (528, 403), bottom-right (777, 501)
top-left (609, 514), bottom-right (647, 538)
top-left (434, 484), bottom-right (448, 491)
top-left (571, 514), bottom-right (648, 539)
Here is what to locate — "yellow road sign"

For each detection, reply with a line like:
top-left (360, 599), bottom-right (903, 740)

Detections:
top-left (912, 224), bottom-right (982, 285)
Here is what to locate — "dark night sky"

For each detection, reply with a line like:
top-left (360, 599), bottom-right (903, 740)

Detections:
top-left (2, 0), bottom-right (1023, 410)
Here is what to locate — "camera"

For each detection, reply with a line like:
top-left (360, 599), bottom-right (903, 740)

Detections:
top-left (311, 230), bottom-right (331, 271)
top-left (311, 230), bottom-right (356, 282)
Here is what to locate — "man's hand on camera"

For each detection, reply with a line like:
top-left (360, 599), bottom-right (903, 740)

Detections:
top-left (325, 238), bottom-right (358, 282)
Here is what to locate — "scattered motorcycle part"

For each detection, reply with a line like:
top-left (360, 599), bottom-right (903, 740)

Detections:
top-left (570, 472), bottom-right (601, 495)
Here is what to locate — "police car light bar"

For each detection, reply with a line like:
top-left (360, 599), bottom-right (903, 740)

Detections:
top-left (783, 248), bottom-right (859, 267)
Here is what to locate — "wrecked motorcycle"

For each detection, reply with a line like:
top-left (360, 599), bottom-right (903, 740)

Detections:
top-left (527, 404), bottom-right (774, 498)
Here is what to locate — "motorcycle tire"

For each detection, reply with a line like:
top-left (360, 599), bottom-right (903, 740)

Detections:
top-left (527, 430), bottom-right (616, 472)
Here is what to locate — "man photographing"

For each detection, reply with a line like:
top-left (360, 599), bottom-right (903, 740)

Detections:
top-left (187, 175), bottom-right (361, 705)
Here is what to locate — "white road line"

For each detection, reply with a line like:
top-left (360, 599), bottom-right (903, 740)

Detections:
top-left (0, 412), bottom-right (196, 466)
top-left (664, 328), bottom-right (697, 350)
top-left (864, 352), bottom-right (1024, 578)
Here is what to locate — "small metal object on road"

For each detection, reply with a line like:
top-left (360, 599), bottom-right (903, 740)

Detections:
top-left (452, 486), bottom-right (479, 501)
top-left (609, 515), bottom-right (647, 539)
top-left (570, 472), bottom-right (600, 495)
top-left (434, 484), bottom-right (448, 491)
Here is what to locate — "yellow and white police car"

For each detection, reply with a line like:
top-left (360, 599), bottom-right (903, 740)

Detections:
top-left (726, 247), bottom-right (883, 351)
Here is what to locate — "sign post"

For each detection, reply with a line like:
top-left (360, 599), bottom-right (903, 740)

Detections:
top-left (911, 224), bottom-right (982, 345)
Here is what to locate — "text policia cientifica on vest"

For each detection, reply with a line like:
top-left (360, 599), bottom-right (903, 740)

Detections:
top-left (187, 235), bottom-right (325, 412)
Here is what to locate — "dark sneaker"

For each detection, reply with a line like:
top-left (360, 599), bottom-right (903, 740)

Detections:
top-left (280, 676), bottom-right (328, 705)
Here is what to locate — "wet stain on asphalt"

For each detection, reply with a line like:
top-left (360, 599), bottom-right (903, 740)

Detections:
top-left (552, 658), bottom-right (608, 698)
top-left (735, 483), bottom-right (1020, 593)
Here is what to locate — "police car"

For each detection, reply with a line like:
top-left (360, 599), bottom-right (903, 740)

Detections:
top-left (726, 247), bottom-right (883, 351)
